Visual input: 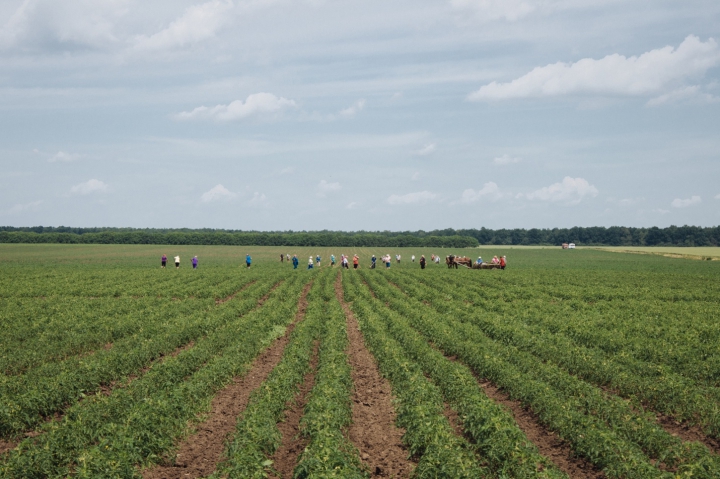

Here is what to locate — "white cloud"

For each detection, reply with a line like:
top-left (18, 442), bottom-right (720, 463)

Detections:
top-left (48, 151), bottom-right (80, 162)
top-left (415, 143), bottom-right (436, 156)
top-left (346, 202), bottom-right (359, 209)
top-left (249, 192), bottom-right (267, 205)
top-left (411, 172), bottom-right (421, 181)
top-left (647, 86), bottom-right (719, 106)
top-left (671, 195), bottom-right (701, 208)
top-left (176, 93), bottom-right (296, 121)
top-left (715, 193), bottom-right (720, 200)
top-left (459, 182), bottom-right (502, 203)
top-left (469, 36), bottom-right (720, 101)
top-left (317, 180), bottom-right (341, 197)
top-left (5, 200), bottom-right (43, 215)
top-left (339, 99), bottom-right (366, 118)
top-left (201, 184), bottom-right (236, 202)
top-left (132, 0), bottom-right (234, 51)
top-left (493, 154), bottom-right (520, 165)
top-left (70, 179), bottom-right (108, 195)
top-left (387, 191), bottom-right (438, 205)
top-left (523, 177), bottom-right (598, 204)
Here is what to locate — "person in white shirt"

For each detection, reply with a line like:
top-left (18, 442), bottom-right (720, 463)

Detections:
top-left (174, 256), bottom-right (180, 268)
top-left (411, 255), bottom-right (415, 262)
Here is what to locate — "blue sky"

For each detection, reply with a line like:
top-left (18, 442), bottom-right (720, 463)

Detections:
top-left (1, 0), bottom-right (718, 230)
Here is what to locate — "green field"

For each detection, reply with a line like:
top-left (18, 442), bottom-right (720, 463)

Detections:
top-left (1, 244), bottom-right (719, 478)
top-left (593, 246), bottom-right (720, 260)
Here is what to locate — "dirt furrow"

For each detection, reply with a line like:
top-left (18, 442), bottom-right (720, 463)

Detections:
top-left (336, 272), bottom-right (416, 478)
top-left (268, 341), bottom-right (319, 479)
top-left (215, 280), bottom-right (257, 305)
top-left (142, 280), bottom-right (312, 479)
top-left (477, 378), bottom-right (605, 479)
top-left (656, 414), bottom-right (720, 454)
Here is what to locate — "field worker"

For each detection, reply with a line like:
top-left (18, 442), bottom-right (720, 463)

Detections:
top-left (192, 256), bottom-right (198, 269)
top-left (434, 255), bottom-right (440, 265)
top-left (420, 255), bottom-right (426, 269)
top-left (174, 255), bottom-right (180, 268)
top-left (280, 253), bottom-right (284, 263)
top-left (492, 255), bottom-right (499, 264)
top-left (292, 254), bottom-right (299, 269)
top-left (161, 254), bottom-right (167, 269)
top-left (246, 254), bottom-right (252, 268)
top-left (286, 253), bottom-right (290, 261)
top-left (385, 255), bottom-right (391, 269)
top-left (412, 255), bottom-right (415, 262)
top-left (316, 255), bottom-right (321, 266)
top-left (500, 255), bottom-right (507, 270)
top-left (308, 256), bottom-right (314, 269)
top-left (331, 254), bottom-right (336, 266)
top-left (476, 256), bottom-right (483, 265)
top-left (343, 255), bottom-right (349, 269)
top-left (371, 254), bottom-right (377, 269)
top-left (353, 254), bottom-right (359, 269)
top-left (396, 254), bottom-right (401, 264)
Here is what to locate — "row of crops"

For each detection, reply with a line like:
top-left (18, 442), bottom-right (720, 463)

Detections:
top-left (2, 248), bottom-right (720, 478)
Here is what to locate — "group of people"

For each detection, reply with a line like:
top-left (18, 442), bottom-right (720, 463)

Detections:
top-left (278, 252), bottom-right (450, 270)
top-left (161, 254), bottom-right (199, 269)
top-left (475, 255), bottom-right (507, 269)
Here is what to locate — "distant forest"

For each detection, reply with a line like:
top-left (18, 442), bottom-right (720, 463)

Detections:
top-left (1, 225), bottom-right (719, 247)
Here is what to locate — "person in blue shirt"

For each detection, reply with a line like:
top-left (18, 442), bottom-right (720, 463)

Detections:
top-left (331, 254), bottom-right (336, 266)
top-left (292, 255), bottom-right (299, 269)
top-left (371, 255), bottom-right (376, 269)
top-left (246, 254), bottom-right (251, 268)
top-left (476, 256), bottom-right (483, 265)
top-left (316, 255), bottom-right (321, 266)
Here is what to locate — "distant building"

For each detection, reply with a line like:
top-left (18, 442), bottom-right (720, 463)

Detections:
top-left (562, 243), bottom-right (569, 249)
top-left (568, 243), bottom-right (576, 249)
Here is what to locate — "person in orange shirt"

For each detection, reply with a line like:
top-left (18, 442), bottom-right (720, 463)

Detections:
top-left (353, 254), bottom-right (359, 269)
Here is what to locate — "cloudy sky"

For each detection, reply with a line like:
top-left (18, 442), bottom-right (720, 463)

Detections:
top-left (1, 0), bottom-right (718, 231)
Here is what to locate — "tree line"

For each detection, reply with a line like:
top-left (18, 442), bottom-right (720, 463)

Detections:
top-left (0, 225), bottom-right (718, 247)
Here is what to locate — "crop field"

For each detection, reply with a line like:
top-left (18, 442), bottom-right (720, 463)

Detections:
top-left (1, 244), bottom-right (719, 479)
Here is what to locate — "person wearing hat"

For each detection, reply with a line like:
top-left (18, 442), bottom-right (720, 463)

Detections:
top-left (476, 256), bottom-right (483, 265)
top-left (500, 255), bottom-right (507, 270)
top-left (308, 256), bottom-right (314, 270)
top-left (245, 254), bottom-right (251, 268)
top-left (292, 254), bottom-right (299, 269)
top-left (353, 254), bottom-right (359, 269)
top-left (192, 256), bottom-right (198, 269)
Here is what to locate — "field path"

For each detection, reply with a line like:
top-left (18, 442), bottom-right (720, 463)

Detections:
top-left (142, 280), bottom-right (312, 479)
top-left (335, 272), bottom-right (416, 478)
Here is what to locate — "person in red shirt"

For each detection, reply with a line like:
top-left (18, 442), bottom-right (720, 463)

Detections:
top-left (353, 254), bottom-right (359, 269)
top-left (500, 255), bottom-right (506, 270)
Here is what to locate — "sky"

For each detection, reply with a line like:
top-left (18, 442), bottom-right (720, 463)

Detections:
top-left (1, 0), bottom-right (719, 231)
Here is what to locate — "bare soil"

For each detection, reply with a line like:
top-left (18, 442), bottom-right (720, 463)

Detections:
top-left (142, 280), bottom-right (312, 479)
top-left (656, 414), bottom-right (720, 454)
top-left (215, 280), bottom-right (257, 305)
top-left (268, 341), bottom-right (319, 479)
top-left (0, 439), bottom-right (18, 456)
top-left (336, 272), bottom-right (416, 478)
top-left (478, 379), bottom-right (605, 479)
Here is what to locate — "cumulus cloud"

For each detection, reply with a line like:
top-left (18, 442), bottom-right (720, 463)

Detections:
top-left (176, 93), bottom-right (296, 121)
top-left (671, 195), bottom-right (701, 208)
top-left (459, 182), bottom-right (502, 203)
top-left (646, 86), bottom-right (719, 106)
top-left (339, 99), bottom-right (366, 118)
top-left (5, 200), bottom-right (43, 215)
top-left (249, 192), bottom-right (267, 205)
top-left (469, 36), bottom-right (720, 101)
top-left (71, 179), bottom-right (108, 195)
top-left (387, 191), bottom-right (438, 205)
top-left (48, 151), bottom-right (81, 162)
top-left (522, 177), bottom-right (598, 204)
top-left (132, 0), bottom-right (234, 51)
top-left (415, 143), bottom-right (436, 156)
top-left (201, 184), bottom-right (236, 202)
top-left (317, 180), bottom-right (341, 197)
top-left (493, 154), bottom-right (520, 165)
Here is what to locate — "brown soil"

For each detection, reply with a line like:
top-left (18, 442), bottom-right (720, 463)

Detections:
top-left (336, 272), bottom-right (416, 478)
top-left (478, 379), bottom-right (605, 479)
top-left (142, 280), bottom-right (312, 479)
top-left (268, 341), bottom-right (320, 479)
top-left (215, 280), bottom-right (257, 305)
top-left (0, 439), bottom-right (19, 455)
top-left (656, 414), bottom-right (720, 454)
top-left (258, 280), bottom-right (284, 307)
top-left (443, 403), bottom-right (465, 439)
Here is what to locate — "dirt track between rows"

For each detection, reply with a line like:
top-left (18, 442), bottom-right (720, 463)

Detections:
top-left (142, 280), bottom-right (312, 479)
top-left (336, 272), bottom-right (415, 478)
